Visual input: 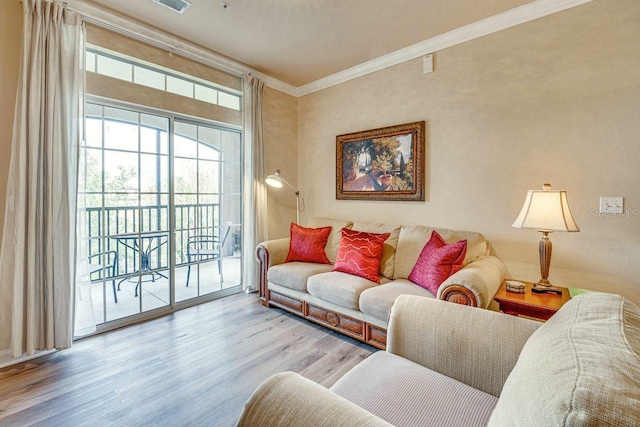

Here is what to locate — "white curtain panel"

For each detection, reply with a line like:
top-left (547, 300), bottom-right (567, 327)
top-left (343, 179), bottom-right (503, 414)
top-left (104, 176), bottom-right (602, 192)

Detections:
top-left (242, 77), bottom-right (268, 292)
top-left (0, 0), bottom-right (84, 358)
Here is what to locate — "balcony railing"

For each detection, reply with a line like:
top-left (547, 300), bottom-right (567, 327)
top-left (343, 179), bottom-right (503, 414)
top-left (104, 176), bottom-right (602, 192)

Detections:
top-left (84, 203), bottom-right (222, 281)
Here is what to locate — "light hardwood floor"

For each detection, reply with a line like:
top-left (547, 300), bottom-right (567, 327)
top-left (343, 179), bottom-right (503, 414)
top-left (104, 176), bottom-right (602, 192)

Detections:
top-left (0, 293), bottom-right (375, 426)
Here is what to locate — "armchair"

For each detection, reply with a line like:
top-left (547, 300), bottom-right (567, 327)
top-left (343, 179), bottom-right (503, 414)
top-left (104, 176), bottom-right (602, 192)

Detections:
top-left (186, 222), bottom-right (232, 286)
top-left (87, 250), bottom-right (118, 302)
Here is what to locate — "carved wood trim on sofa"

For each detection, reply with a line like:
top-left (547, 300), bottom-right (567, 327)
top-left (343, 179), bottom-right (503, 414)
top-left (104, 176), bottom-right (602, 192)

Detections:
top-left (440, 285), bottom-right (478, 307)
top-left (269, 290), bottom-right (387, 350)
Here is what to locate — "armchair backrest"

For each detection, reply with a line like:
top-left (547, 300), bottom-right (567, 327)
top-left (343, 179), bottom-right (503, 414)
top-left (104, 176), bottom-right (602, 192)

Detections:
top-left (386, 295), bottom-right (540, 397)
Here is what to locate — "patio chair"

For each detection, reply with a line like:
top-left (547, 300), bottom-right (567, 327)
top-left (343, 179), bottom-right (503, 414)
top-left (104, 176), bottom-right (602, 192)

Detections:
top-left (87, 250), bottom-right (119, 303)
top-left (186, 222), bottom-right (232, 287)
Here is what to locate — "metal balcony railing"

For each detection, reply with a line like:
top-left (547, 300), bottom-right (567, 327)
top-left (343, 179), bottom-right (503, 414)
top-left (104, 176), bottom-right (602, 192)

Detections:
top-left (83, 203), bottom-right (221, 281)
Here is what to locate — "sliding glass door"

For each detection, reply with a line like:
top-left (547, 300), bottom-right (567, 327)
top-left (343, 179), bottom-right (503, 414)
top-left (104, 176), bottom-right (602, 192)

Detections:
top-left (76, 100), bottom-right (242, 333)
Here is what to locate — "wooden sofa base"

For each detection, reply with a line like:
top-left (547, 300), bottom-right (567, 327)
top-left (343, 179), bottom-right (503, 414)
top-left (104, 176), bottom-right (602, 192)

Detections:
top-left (264, 290), bottom-right (387, 350)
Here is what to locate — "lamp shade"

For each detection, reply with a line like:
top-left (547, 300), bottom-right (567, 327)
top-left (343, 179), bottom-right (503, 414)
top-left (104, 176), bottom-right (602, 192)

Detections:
top-left (265, 171), bottom-right (283, 188)
top-left (512, 184), bottom-right (579, 232)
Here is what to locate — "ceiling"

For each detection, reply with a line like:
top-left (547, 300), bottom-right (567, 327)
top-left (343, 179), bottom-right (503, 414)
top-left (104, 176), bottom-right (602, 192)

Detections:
top-left (83, 0), bottom-right (539, 87)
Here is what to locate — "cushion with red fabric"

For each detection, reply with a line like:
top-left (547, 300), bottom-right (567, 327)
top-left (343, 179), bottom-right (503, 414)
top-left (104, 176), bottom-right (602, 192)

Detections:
top-left (285, 223), bottom-right (332, 264)
top-left (332, 228), bottom-right (390, 283)
top-left (408, 230), bottom-right (467, 295)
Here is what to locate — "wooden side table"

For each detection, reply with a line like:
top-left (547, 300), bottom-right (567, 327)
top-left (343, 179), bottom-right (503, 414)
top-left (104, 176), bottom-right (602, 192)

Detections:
top-left (493, 279), bottom-right (571, 321)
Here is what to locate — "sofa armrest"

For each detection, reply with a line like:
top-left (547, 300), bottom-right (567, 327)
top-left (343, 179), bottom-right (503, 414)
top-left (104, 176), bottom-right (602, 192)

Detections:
top-left (236, 372), bottom-right (392, 427)
top-left (256, 238), bottom-right (290, 302)
top-left (437, 255), bottom-right (507, 308)
top-left (386, 295), bottom-right (540, 397)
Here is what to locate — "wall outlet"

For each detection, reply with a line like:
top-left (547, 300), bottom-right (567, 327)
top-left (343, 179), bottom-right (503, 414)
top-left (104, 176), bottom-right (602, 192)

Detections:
top-left (599, 197), bottom-right (623, 214)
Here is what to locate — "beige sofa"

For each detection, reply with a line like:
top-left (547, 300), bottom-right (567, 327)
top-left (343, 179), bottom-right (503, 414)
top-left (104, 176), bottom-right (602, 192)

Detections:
top-left (256, 217), bottom-right (506, 348)
top-left (237, 292), bottom-right (640, 426)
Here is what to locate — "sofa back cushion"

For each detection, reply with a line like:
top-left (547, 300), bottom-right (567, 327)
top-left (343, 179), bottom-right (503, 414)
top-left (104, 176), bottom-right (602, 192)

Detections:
top-left (488, 293), bottom-right (640, 426)
top-left (351, 221), bottom-right (401, 279)
top-left (306, 217), bottom-right (354, 263)
top-left (393, 225), bottom-right (487, 280)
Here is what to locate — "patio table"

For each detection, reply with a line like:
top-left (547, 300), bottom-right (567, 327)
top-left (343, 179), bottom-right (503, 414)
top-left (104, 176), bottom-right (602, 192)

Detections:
top-left (112, 232), bottom-right (168, 297)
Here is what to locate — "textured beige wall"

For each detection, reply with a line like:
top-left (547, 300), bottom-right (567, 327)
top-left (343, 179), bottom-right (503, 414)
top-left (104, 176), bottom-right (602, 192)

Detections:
top-left (263, 87), bottom-right (298, 239)
top-left (0, 0), bottom-right (23, 352)
top-left (297, 0), bottom-right (640, 304)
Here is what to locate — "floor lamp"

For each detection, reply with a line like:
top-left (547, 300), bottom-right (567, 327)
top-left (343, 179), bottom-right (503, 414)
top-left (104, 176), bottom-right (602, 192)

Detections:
top-left (512, 183), bottom-right (580, 294)
top-left (265, 169), bottom-right (301, 224)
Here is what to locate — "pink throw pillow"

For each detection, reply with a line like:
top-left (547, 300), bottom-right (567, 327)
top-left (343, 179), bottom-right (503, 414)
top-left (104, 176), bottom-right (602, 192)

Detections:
top-left (408, 230), bottom-right (467, 295)
top-left (285, 223), bottom-right (332, 264)
top-left (332, 228), bottom-right (390, 283)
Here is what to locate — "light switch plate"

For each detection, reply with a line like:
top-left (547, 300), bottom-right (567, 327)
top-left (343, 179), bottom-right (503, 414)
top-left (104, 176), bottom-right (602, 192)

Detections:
top-left (600, 197), bottom-right (623, 214)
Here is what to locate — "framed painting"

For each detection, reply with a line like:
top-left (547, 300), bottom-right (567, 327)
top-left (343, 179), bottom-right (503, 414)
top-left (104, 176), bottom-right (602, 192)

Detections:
top-left (336, 121), bottom-right (426, 201)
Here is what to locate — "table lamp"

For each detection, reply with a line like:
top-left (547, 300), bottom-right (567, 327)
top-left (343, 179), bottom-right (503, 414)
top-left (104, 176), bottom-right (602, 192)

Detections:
top-left (512, 183), bottom-right (579, 293)
top-left (266, 169), bottom-right (301, 224)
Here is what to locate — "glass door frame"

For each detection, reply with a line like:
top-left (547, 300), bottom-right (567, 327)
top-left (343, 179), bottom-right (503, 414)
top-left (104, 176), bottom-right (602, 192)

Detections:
top-left (79, 95), bottom-right (244, 338)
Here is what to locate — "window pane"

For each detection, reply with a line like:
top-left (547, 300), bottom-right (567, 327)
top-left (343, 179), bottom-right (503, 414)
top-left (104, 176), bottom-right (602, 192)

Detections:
top-left (174, 158), bottom-right (198, 194)
top-left (97, 55), bottom-right (132, 82)
top-left (104, 120), bottom-right (138, 152)
top-left (167, 76), bottom-right (193, 98)
top-left (134, 66), bottom-right (165, 90)
top-left (140, 113), bottom-right (169, 155)
top-left (198, 160), bottom-right (220, 195)
top-left (224, 162), bottom-right (242, 193)
top-left (84, 148), bottom-right (103, 193)
top-left (220, 130), bottom-right (242, 162)
top-left (218, 92), bottom-right (241, 110)
top-left (103, 150), bottom-right (139, 193)
top-left (86, 51), bottom-right (96, 73)
top-left (198, 126), bottom-right (221, 155)
top-left (194, 84), bottom-right (218, 104)
top-left (85, 117), bottom-right (102, 148)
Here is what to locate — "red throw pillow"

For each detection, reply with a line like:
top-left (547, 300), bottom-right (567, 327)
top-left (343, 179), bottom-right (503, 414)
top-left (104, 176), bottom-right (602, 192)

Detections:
top-left (285, 223), bottom-right (332, 264)
top-left (408, 230), bottom-right (467, 295)
top-left (332, 228), bottom-right (390, 283)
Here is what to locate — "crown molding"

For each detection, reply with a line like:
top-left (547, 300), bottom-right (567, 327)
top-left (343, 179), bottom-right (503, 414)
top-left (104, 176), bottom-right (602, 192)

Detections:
top-left (297, 0), bottom-right (592, 97)
top-left (64, 0), bottom-right (299, 97)
top-left (64, 0), bottom-right (590, 98)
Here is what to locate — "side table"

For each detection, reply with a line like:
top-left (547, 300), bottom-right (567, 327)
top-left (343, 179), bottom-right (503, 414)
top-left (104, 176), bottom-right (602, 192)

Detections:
top-left (493, 279), bottom-right (571, 321)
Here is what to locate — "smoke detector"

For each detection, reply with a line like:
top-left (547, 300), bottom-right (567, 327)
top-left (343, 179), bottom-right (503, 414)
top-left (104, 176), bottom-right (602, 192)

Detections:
top-left (151, 0), bottom-right (192, 14)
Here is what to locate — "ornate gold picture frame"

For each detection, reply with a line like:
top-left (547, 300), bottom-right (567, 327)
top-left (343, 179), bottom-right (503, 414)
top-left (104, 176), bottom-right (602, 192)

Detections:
top-left (336, 121), bottom-right (425, 201)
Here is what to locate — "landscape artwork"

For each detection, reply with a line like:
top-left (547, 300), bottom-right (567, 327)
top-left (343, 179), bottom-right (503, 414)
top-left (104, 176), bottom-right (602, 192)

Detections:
top-left (336, 121), bottom-right (425, 201)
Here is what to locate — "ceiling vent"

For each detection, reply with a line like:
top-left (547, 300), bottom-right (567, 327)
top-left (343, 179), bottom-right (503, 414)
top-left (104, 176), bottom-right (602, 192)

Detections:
top-left (151, 0), bottom-right (192, 14)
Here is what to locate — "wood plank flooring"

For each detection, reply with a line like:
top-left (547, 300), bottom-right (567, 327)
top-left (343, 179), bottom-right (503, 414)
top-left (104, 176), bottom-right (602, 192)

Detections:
top-left (0, 293), bottom-right (375, 426)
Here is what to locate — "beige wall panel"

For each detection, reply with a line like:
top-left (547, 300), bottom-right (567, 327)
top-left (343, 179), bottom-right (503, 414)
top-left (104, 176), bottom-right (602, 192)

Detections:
top-left (263, 87), bottom-right (298, 240)
top-left (297, 0), bottom-right (640, 304)
top-left (86, 25), bottom-right (241, 91)
top-left (0, 0), bottom-right (23, 354)
top-left (87, 73), bottom-right (241, 126)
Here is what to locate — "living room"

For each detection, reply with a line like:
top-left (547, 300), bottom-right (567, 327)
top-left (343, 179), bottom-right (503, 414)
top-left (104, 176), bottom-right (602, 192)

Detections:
top-left (0, 0), bottom-right (639, 425)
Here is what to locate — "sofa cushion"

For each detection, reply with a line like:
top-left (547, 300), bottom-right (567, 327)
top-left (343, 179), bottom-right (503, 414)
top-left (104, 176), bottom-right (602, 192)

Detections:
top-left (394, 226), bottom-right (486, 280)
top-left (332, 228), bottom-right (390, 283)
top-left (360, 279), bottom-right (435, 322)
top-left (285, 223), bottom-right (332, 264)
top-left (408, 231), bottom-right (467, 295)
top-left (331, 351), bottom-right (498, 427)
top-left (307, 217), bottom-right (354, 263)
top-left (268, 262), bottom-right (333, 292)
top-left (352, 221), bottom-right (401, 279)
top-left (488, 293), bottom-right (640, 426)
top-left (308, 271), bottom-right (380, 310)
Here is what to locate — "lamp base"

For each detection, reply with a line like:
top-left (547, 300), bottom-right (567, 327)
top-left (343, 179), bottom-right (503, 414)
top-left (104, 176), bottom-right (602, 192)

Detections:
top-left (532, 283), bottom-right (563, 295)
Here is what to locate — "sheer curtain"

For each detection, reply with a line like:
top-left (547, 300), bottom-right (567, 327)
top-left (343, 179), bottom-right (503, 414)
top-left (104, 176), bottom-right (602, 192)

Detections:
top-left (242, 76), bottom-right (268, 292)
top-left (0, 0), bottom-right (84, 358)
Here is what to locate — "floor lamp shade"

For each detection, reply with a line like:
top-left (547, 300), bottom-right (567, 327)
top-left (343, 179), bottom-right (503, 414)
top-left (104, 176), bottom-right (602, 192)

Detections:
top-left (512, 184), bottom-right (579, 288)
